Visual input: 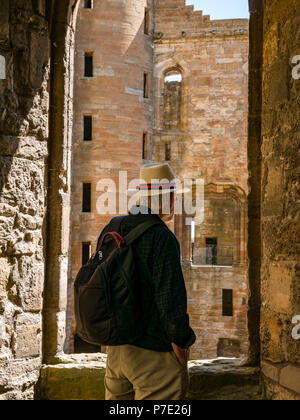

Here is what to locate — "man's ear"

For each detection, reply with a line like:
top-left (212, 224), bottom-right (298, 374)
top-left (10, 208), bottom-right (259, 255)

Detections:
top-left (170, 193), bottom-right (175, 212)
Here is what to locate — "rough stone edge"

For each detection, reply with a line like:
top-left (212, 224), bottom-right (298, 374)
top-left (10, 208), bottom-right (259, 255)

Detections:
top-left (261, 361), bottom-right (300, 399)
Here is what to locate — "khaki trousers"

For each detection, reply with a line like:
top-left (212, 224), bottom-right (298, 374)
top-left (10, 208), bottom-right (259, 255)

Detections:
top-left (105, 345), bottom-right (189, 400)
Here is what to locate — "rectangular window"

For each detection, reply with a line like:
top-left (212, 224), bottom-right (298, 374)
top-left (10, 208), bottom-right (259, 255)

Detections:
top-left (82, 242), bottom-right (91, 265)
top-left (143, 132), bottom-right (148, 160)
top-left (222, 289), bottom-right (233, 317)
top-left (143, 72), bottom-right (149, 98)
top-left (83, 116), bottom-right (92, 141)
top-left (206, 237), bottom-right (217, 265)
top-left (84, 0), bottom-right (92, 8)
top-left (82, 183), bottom-right (91, 213)
top-left (165, 142), bottom-right (171, 161)
top-left (84, 53), bottom-right (93, 78)
top-left (144, 8), bottom-right (150, 35)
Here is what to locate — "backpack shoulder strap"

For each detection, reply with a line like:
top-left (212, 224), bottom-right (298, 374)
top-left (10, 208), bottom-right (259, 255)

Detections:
top-left (124, 218), bottom-right (165, 246)
top-left (109, 215), bottom-right (126, 233)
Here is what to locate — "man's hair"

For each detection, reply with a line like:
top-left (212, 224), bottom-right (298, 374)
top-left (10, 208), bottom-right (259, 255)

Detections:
top-left (140, 192), bottom-right (174, 215)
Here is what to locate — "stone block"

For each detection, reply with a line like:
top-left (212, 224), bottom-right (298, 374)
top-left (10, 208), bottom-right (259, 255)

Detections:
top-left (260, 312), bottom-right (282, 363)
top-left (11, 256), bottom-right (44, 312)
top-left (261, 360), bottom-right (280, 382)
top-left (13, 313), bottom-right (41, 359)
top-left (268, 263), bottom-right (293, 314)
top-left (29, 30), bottom-right (50, 90)
top-left (40, 360), bottom-right (106, 400)
top-left (0, 257), bottom-right (10, 298)
top-left (0, 0), bottom-right (9, 41)
top-left (280, 365), bottom-right (300, 395)
top-left (0, 157), bottom-right (44, 217)
top-left (262, 163), bottom-right (285, 217)
top-left (0, 136), bottom-right (48, 160)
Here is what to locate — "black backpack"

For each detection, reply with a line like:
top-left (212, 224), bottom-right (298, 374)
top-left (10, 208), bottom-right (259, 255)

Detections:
top-left (74, 216), bottom-right (164, 347)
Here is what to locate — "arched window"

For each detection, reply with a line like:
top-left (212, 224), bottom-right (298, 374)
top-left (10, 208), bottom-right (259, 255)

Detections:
top-left (163, 68), bottom-right (182, 130)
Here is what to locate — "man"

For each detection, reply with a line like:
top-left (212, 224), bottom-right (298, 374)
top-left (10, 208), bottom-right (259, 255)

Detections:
top-left (104, 163), bottom-right (196, 400)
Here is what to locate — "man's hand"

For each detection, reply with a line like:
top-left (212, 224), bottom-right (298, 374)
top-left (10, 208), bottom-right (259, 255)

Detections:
top-left (172, 342), bottom-right (188, 367)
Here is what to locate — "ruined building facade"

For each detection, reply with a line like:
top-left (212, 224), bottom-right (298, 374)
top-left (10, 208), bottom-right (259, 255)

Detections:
top-left (68, 0), bottom-right (249, 359)
top-left (0, 0), bottom-right (299, 400)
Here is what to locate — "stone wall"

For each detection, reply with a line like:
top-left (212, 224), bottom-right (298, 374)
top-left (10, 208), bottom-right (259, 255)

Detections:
top-left (184, 264), bottom-right (248, 359)
top-left (254, 0), bottom-right (300, 399)
top-left (0, 0), bottom-right (50, 399)
top-left (0, 0), bottom-right (80, 400)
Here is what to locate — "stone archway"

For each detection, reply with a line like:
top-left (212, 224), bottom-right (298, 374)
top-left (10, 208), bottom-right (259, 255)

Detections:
top-left (42, 0), bottom-right (80, 363)
top-left (1, 0), bottom-right (299, 401)
top-left (0, 0), bottom-right (80, 399)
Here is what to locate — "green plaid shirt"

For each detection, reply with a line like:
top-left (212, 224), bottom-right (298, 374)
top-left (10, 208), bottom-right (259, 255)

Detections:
top-left (116, 207), bottom-right (196, 351)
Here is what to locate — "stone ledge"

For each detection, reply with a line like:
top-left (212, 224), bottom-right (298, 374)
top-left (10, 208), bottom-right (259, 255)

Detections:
top-left (40, 356), bottom-right (107, 401)
top-left (187, 358), bottom-right (261, 400)
top-left (48, 352), bottom-right (107, 366)
top-left (280, 365), bottom-right (300, 395)
top-left (40, 356), bottom-right (261, 401)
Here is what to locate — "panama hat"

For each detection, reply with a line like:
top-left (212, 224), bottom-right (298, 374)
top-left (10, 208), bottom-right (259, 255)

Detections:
top-left (127, 163), bottom-right (190, 198)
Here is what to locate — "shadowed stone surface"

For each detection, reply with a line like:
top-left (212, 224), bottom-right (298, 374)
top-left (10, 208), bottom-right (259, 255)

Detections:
top-left (251, 0), bottom-right (300, 400)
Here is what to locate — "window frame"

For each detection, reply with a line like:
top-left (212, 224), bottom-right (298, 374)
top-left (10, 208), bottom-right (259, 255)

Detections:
top-left (83, 115), bottom-right (92, 141)
top-left (142, 132), bottom-right (149, 160)
top-left (222, 289), bottom-right (234, 317)
top-left (143, 72), bottom-right (150, 99)
top-left (82, 242), bottom-right (91, 265)
top-left (206, 237), bottom-right (218, 266)
top-left (165, 142), bottom-right (171, 161)
top-left (82, 182), bottom-right (92, 213)
top-left (83, 0), bottom-right (93, 9)
top-left (84, 52), bottom-right (93, 78)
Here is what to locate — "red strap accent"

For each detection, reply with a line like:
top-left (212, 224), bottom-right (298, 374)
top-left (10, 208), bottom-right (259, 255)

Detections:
top-left (99, 232), bottom-right (125, 249)
top-left (111, 232), bottom-right (124, 241)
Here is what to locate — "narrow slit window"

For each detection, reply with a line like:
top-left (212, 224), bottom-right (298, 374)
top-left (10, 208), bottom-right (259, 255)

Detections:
top-left (84, 0), bottom-right (92, 8)
top-left (165, 142), bottom-right (171, 161)
top-left (82, 183), bottom-right (91, 213)
top-left (223, 289), bottom-right (233, 317)
top-left (206, 238), bottom-right (217, 265)
top-left (82, 242), bottom-right (91, 265)
top-left (84, 53), bottom-right (93, 78)
top-left (144, 8), bottom-right (150, 35)
top-left (143, 132), bottom-right (148, 160)
top-left (144, 72), bottom-right (149, 98)
top-left (83, 116), bottom-right (92, 141)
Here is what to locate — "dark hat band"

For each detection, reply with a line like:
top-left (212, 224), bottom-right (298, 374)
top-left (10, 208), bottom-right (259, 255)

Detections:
top-left (138, 183), bottom-right (176, 191)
